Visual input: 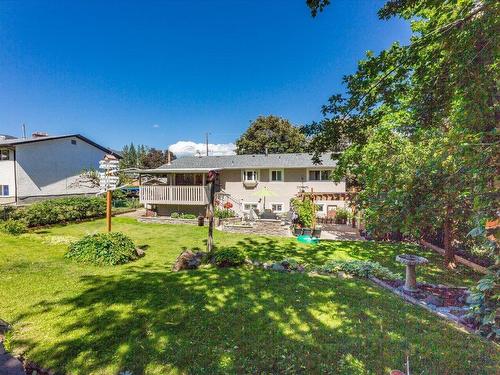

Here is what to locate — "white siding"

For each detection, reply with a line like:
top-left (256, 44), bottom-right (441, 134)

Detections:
top-left (15, 137), bottom-right (106, 200)
top-left (219, 168), bottom-right (347, 213)
top-left (0, 149), bottom-right (16, 203)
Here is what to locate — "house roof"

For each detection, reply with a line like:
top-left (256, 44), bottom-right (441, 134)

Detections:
top-left (140, 153), bottom-right (337, 173)
top-left (0, 134), bottom-right (121, 158)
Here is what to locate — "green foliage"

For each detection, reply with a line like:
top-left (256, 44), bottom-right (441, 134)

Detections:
top-left (335, 208), bottom-right (349, 221)
top-left (120, 143), bottom-right (175, 171)
top-left (304, 0), bottom-right (499, 257)
top-left (213, 247), bottom-right (246, 267)
top-left (319, 259), bottom-right (400, 280)
top-left (215, 207), bottom-right (236, 219)
top-left (170, 212), bottom-right (197, 219)
top-left (291, 197), bottom-right (315, 228)
top-left (235, 115), bottom-right (307, 154)
top-left (14, 197), bottom-right (106, 227)
top-left (467, 272), bottom-right (500, 340)
top-left (0, 219), bottom-right (28, 236)
top-left (66, 232), bottom-right (137, 266)
top-left (180, 213), bottom-right (197, 219)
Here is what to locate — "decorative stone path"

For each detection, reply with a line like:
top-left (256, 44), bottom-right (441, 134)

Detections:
top-left (0, 342), bottom-right (25, 375)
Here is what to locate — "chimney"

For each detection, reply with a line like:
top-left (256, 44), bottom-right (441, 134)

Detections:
top-left (167, 150), bottom-right (171, 165)
top-left (32, 132), bottom-right (48, 138)
top-left (265, 147), bottom-right (269, 156)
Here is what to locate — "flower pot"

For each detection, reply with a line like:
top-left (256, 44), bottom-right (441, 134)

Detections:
top-left (302, 228), bottom-right (312, 236)
top-left (293, 227), bottom-right (303, 236)
top-left (312, 227), bottom-right (322, 238)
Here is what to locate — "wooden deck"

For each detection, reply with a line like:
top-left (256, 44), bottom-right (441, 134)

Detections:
top-left (139, 185), bottom-right (209, 205)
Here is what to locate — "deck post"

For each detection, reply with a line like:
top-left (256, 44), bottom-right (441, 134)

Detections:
top-left (206, 170), bottom-right (218, 254)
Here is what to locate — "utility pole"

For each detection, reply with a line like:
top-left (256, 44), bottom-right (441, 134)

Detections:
top-left (205, 132), bottom-right (210, 156)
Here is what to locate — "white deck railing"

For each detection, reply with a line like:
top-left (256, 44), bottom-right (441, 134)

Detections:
top-left (140, 185), bottom-right (209, 205)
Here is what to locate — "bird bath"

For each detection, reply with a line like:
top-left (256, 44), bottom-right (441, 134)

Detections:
top-left (396, 254), bottom-right (429, 292)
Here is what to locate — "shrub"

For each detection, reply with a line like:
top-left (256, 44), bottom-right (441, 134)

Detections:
top-left (467, 272), bottom-right (499, 340)
top-left (14, 197), bottom-right (106, 227)
top-left (180, 213), bottom-right (197, 219)
top-left (66, 232), bottom-right (138, 265)
top-left (171, 212), bottom-right (180, 218)
top-left (291, 197), bottom-right (315, 228)
top-left (0, 219), bottom-right (28, 235)
top-left (319, 260), bottom-right (400, 280)
top-left (335, 208), bottom-right (349, 221)
top-left (215, 208), bottom-right (236, 219)
top-left (213, 247), bottom-right (246, 267)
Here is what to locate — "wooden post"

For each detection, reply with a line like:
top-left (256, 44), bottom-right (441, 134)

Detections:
top-left (206, 170), bottom-right (218, 254)
top-left (106, 190), bottom-right (112, 232)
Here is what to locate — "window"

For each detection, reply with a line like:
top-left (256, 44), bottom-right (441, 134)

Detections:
top-left (243, 170), bottom-right (258, 182)
top-left (308, 170), bottom-right (332, 181)
top-left (0, 185), bottom-right (9, 196)
top-left (271, 203), bottom-right (284, 212)
top-left (71, 139), bottom-right (77, 145)
top-left (316, 204), bottom-right (324, 212)
top-left (0, 149), bottom-right (9, 161)
top-left (243, 202), bottom-right (259, 212)
top-left (270, 169), bottom-right (284, 182)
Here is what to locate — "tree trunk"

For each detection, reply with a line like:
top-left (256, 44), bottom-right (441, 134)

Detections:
top-left (443, 207), bottom-right (456, 269)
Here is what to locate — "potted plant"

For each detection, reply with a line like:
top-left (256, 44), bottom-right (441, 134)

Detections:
top-left (291, 197), bottom-right (315, 235)
top-left (312, 225), bottom-right (322, 238)
top-left (293, 224), bottom-right (303, 236)
top-left (335, 208), bottom-right (349, 224)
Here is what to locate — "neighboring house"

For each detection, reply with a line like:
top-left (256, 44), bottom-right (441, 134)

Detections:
top-left (0, 133), bottom-right (120, 204)
top-left (138, 153), bottom-right (348, 217)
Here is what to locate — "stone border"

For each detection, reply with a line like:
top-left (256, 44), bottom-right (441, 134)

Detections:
top-left (420, 240), bottom-right (488, 274)
top-left (368, 276), bottom-right (475, 334)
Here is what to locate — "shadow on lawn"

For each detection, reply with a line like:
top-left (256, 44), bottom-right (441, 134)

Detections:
top-left (13, 265), bottom-right (496, 374)
top-left (236, 237), bottom-right (479, 286)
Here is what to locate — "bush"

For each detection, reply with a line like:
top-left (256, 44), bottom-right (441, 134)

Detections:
top-left (0, 219), bottom-right (28, 235)
top-left (291, 197), bottom-right (315, 228)
top-left (467, 272), bottom-right (500, 340)
top-left (335, 208), bottom-right (349, 221)
top-left (213, 247), bottom-right (246, 267)
top-left (180, 213), bottom-right (197, 219)
top-left (215, 207), bottom-right (236, 219)
top-left (171, 212), bottom-right (180, 218)
top-left (319, 260), bottom-right (400, 280)
top-left (66, 232), bottom-right (138, 265)
top-left (14, 197), bottom-right (106, 227)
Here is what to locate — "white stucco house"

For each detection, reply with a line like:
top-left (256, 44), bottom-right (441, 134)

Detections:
top-left (137, 153), bottom-right (349, 217)
top-left (0, 133), bottom-right (120, 204)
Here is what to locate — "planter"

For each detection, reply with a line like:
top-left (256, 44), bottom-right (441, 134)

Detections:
top-left (302, 228), bottom-right (312, 236)
top-left (293, 227), bottom-right (303, 236)
top-left (336, 218), bottom-right (347, 225)
top-left (312, 227), bottom-right (322, 238)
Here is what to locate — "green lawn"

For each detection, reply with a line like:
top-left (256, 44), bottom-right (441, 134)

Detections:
top-left (1, 217), bottom-right (498, 374)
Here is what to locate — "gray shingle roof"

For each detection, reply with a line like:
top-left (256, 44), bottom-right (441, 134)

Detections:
top-left (155, 153), bottom-right (337, 170)
top-left (0, 134), bottom-right (121, 158)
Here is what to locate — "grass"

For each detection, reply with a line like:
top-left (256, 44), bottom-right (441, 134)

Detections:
top-left (0, 217), bottom-right (498, 374)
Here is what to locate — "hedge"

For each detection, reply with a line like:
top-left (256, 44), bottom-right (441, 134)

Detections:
top-left (13, 196), bottom-right (106, 227)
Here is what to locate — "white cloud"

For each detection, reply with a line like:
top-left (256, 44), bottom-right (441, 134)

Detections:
top-left (169, 140), bottom-right (236, 157)
top-left (152, 124), bottom-right (160, 128)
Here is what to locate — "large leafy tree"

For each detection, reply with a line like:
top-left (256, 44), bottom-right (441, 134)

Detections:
top-left (235, 115), bottom-right (307, 154)
top-left (304, 0), bottom-right (499, 267)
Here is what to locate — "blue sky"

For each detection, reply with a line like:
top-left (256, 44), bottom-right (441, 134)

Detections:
top-left (0, 0), bottom-right (410, 153)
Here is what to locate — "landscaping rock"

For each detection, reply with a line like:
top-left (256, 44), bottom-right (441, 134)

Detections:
top-left (135, 248), bottom-right (146, 257)
top-left (0, 319), bottom-right (11, 334)
top-left (423, 295), bottom-right (444, 307)
top-left (172, 250), bottom-right (205, 271)
top-left (271, 263), bottom-right (286, 272)
top-left (296, 265), bottom-right (306, 273)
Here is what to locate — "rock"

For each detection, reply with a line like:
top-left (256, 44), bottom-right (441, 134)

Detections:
top-left (281, 260), bottom-right (290, 269)
top-left (423, 295), bottom-right (444, 307)
top-left (135, 248), bottom-right (146, 257)
top-left (271, 263), bottom-right (286, 272)
top-left (296, 265), bottom-right (305, 273)
top-left (337, 271), bottom-right (347, 279)
top-left (172, 250), bottom-right (205, 272)
top-left (263, 262), bottom-right (271, 270)
top-left (0, 319), bottom-right (11, 333)
top-left (252, 260), bottom-right (261, 267)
